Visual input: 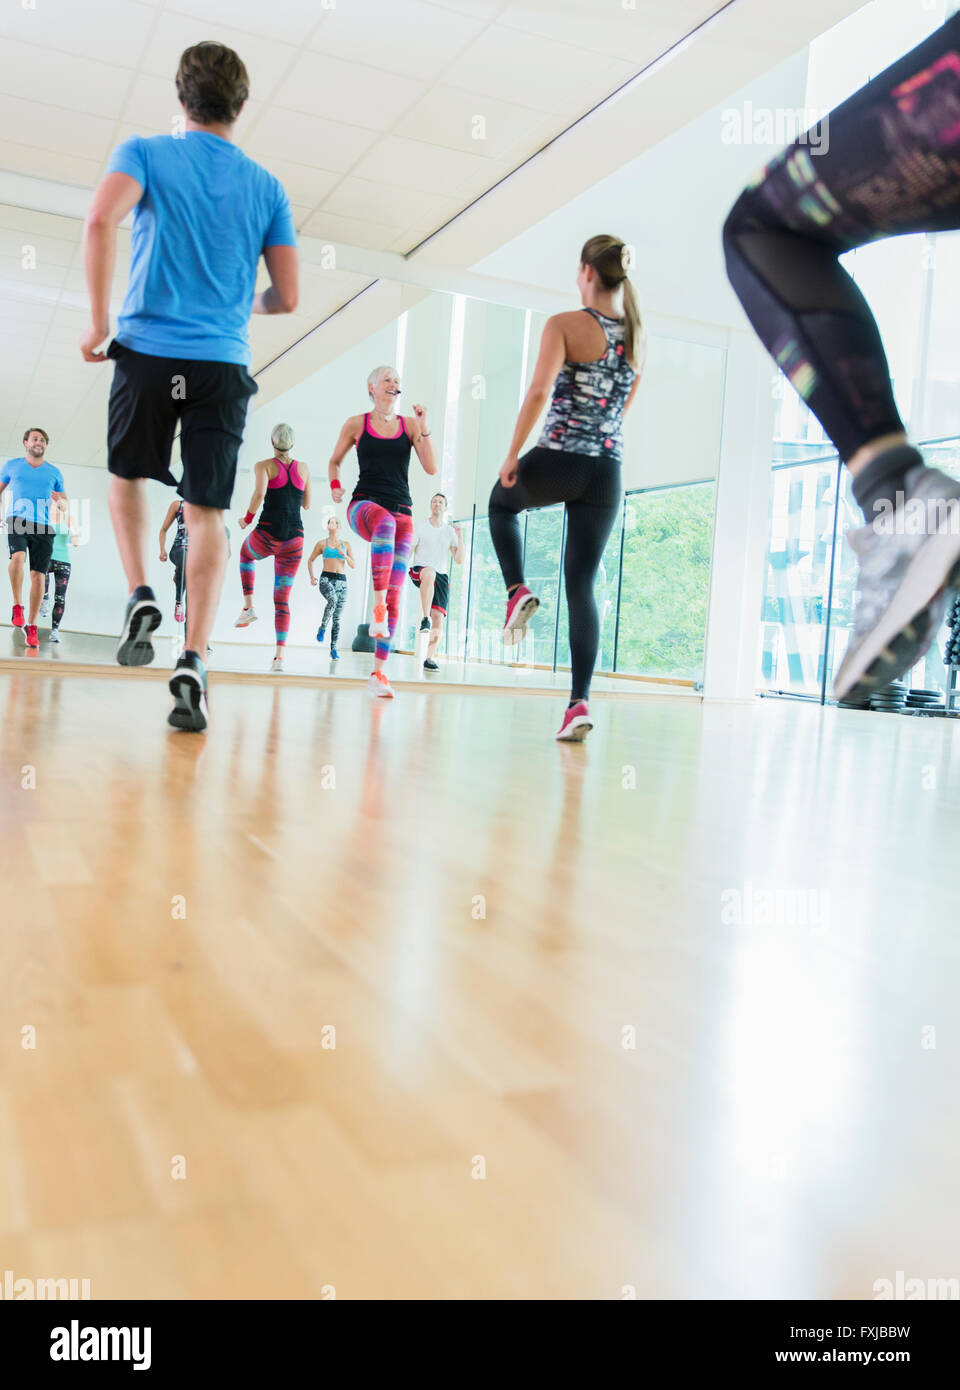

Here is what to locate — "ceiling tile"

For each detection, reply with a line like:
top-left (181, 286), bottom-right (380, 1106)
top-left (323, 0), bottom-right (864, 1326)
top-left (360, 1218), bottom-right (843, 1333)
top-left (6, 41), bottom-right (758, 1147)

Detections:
top-left (244, 107), bottom-right (378, 173)
top-left (0, 40), bottom-right (130, 121)
top-left (298, 210), bottom-right (399, 252)
top-left (0, 94), bottom-right (115, 163)
top-left (320, 176), bottom-right (450, 230)
top-left (160, 0), bottom-right (327, 47)
top-left (350, 134), bottom-right (502, 197)
top-left (253, 156), bottom-right (340, 210)
top-left (496, 0), bottom-right (712, 62)
top-left (0, 0), bottom-right (155, 67)
top-left (394, 84), bottom-right (556, 162)
top-left (0, 138), bottom-right (103, 189)
top-left (443, 24), bottom-right (635, 116)
top-left (305, 0), bottom-right (485, 80)
top-left (277, 50), bottom-right (427, 133)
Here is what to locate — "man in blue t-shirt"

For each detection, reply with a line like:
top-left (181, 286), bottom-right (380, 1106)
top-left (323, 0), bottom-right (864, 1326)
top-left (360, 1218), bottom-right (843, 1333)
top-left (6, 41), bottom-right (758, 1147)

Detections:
top-left (0, 427), bottom-right (67, 649)
top-left (80, 40), bottom-right (299, 732)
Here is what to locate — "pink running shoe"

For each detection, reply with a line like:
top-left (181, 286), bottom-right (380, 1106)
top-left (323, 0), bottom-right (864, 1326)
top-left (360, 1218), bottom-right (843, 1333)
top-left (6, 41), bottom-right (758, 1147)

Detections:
top-left (555, 700), bottom-right (592, 742)
top-left (367, 670), bottom-right (395, 698)
top-left (502, 584), bottom-right (539, 646)
top-left (174, 601), bottom-right (185, 624)
top-left (369, 602), bottom-right (389, 639)
top-left (11, 603), bottom-right (24, 628)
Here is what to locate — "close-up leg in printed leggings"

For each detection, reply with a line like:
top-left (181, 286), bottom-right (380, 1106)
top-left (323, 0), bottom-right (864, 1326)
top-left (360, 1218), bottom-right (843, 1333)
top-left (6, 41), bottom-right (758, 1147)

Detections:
top-left (347, 497), bottom-right (414, 675)
top-left (49, 560), bottom-right (71, 637)
top-left (238, 527), bottom-right (303, 666)
top-left (235, 425), bottom-right (311, 673)
top-left (724, 12), bottom-right (960, 700)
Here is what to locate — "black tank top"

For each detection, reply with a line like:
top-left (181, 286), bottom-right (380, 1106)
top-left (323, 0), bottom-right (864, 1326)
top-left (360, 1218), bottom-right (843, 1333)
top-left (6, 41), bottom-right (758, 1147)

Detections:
top-left (258, 458), bottom-right (305, 542)
top-left (352, 414), bottom-right (412, 515)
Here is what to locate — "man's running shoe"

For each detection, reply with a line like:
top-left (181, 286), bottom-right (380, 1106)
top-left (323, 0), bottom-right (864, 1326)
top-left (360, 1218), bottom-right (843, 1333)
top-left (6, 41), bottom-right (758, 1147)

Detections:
top-left (25, 624), bottom-right (39, 649)
top-left (117, 586), bottom-right (161, 666)
top-left (168, 650), bottom-right (208, 732)
top-left (834, 465), bottom-right (960, 702)
top-left (11, 604), bottom-right (24, 628)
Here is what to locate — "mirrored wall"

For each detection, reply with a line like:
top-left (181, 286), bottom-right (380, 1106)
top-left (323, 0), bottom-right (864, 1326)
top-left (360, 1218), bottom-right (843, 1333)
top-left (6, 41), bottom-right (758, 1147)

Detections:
top-left (1, 281), bottom-right (724, 692)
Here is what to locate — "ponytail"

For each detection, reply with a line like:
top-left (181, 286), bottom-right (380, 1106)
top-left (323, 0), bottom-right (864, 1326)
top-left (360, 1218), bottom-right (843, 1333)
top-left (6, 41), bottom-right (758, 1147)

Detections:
top-left (580, 234), bottom-right (643, 370)
top-left (620, 276), bottom-right (643, 374)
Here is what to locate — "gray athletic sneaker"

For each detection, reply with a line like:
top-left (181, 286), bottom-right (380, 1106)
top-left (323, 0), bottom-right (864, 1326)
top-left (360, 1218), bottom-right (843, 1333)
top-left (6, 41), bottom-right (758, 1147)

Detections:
top-left (834, 465), bottom-right (960, 702)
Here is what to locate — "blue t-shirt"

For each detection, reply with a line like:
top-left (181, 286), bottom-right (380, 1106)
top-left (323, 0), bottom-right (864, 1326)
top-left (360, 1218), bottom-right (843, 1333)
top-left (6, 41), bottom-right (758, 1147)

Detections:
top-left (1, 457), bottom-right (65, 528)
top-left (107, 132), bottom-right (297, 366)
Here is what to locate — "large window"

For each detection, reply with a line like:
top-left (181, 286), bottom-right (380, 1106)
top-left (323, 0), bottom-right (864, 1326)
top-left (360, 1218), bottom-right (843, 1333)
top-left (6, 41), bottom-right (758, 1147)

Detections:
top-left (430, 478), bottom-right (715, 682)
top-left (615, 483), bottom-right (715, 682)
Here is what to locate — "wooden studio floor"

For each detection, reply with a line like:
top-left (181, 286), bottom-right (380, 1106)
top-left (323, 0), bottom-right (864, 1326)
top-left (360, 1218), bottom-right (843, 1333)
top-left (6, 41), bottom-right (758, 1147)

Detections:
top-left (0, 666), bottom-right (958, 1300)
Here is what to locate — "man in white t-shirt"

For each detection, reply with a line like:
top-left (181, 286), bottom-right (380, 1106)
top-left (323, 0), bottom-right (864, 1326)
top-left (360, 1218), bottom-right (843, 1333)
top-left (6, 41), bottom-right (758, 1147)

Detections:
top-left (409, 492), bottom-right (463, 670)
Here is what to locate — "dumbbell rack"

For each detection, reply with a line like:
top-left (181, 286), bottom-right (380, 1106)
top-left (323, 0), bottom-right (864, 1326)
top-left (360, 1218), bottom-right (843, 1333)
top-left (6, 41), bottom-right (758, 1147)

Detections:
top-left (943, 594), bottom-right (960, 714)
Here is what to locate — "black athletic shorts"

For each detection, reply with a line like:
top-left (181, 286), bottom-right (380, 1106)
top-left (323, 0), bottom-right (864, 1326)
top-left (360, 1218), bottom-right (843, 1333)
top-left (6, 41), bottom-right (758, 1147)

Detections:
top-left (106, 340), bottom-right (259, 510)
top-left (7, 520), bottom-right (54, 573)
top-left (409, 565), bottom-right (449, 616)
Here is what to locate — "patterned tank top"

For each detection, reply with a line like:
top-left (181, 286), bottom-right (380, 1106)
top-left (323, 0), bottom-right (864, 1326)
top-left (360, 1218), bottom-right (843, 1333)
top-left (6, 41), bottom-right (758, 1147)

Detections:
top-left (537, 309), bottom-right (636, 460)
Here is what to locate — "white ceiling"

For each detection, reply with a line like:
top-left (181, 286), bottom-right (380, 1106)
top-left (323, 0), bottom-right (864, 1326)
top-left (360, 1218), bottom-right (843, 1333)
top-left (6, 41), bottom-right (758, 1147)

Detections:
top-left (0, 0), bottom-right (724, 252)
top-left (0, 0), bottom-right (863, 466)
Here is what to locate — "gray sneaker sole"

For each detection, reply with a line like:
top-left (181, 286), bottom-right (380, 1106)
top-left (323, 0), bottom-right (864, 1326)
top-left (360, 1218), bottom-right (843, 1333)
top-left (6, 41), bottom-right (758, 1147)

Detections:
top-left (834, 529), bottom-right (960, 702)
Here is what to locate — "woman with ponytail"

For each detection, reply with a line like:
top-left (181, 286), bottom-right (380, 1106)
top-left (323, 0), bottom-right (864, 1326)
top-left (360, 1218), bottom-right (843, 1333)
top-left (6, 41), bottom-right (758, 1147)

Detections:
top-left (235, 422), bottom-right (311, 672)
top-left (489, 234), bottom-right (643, 741)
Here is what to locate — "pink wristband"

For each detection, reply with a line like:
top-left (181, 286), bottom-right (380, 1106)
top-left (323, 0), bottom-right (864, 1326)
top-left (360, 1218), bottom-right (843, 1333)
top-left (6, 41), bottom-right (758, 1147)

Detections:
top-left (242, 510), bottom-right (255, 526)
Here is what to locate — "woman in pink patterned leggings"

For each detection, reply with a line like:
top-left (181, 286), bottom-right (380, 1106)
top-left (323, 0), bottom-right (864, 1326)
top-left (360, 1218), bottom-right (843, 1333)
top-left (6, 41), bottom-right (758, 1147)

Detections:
top-left (328, 366), bottom-right (436, 698)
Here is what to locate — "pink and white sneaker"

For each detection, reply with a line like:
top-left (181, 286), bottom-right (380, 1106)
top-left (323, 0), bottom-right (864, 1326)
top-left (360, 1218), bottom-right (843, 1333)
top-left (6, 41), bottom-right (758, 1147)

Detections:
top-left (369, 602), bottom-right (389, 639)
top-left (555, 700), bottom-right (592, 742)
top-left (174, 601), bottom-right (185, 624)
top-left (502, 584), bottom-right (539, 646)
top-left (367, 670), bottom-right (395, 698)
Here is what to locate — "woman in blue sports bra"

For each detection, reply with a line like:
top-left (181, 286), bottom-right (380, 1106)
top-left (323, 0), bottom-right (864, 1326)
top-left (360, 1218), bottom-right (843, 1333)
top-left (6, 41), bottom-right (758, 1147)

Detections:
top-left (307, 514), bottom-right (354, 658)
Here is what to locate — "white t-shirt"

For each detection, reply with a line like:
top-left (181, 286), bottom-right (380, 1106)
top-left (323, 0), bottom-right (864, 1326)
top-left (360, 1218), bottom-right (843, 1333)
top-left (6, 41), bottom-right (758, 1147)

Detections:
top-left (413, 519), bottom-right (457, 575)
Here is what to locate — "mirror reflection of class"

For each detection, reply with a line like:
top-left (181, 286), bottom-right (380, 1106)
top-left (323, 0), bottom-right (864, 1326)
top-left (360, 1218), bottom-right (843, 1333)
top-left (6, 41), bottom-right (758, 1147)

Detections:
top-left (4, 265), bottom-right (684, 729)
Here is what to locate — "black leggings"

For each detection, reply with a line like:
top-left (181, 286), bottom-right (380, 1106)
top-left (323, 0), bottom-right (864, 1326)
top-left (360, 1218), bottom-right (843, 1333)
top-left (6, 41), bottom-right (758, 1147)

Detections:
top-left (170, 542), bottom-right (186, 605)
top-left (45, 560), bottom-right (71, 628)
top-left (723, 14), bottom-right (960, 462)
top-left (489, 446), bottom-right (620, 701)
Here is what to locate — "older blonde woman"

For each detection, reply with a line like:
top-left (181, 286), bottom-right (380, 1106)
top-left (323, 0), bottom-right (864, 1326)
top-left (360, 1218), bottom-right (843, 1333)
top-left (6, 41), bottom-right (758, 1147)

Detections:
top-left (328, 366), bottom-right (435, 698)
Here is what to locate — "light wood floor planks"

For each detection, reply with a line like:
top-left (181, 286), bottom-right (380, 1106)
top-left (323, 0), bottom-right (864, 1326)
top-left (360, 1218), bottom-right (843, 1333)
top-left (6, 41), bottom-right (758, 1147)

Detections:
top-left (1, 668), bottom-right (958, 1298)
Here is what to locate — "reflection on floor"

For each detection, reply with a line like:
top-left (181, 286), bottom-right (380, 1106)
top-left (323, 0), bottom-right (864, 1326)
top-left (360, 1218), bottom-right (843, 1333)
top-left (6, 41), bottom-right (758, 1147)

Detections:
top-left (0, 623), bottom-right (691, 697)
top-left (1, 669), bottom-right (957, 1298)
